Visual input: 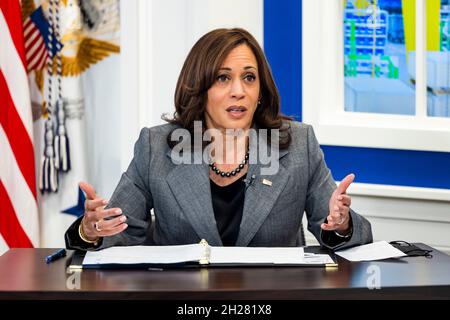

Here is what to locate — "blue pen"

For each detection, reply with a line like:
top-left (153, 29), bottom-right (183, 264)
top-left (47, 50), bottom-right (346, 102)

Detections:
top-left (45, 248), bottom-right (67, 264)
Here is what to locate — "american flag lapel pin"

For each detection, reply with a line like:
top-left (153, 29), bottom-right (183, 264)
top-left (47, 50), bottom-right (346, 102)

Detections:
top-left (262, 179), bottom-right (272, 186)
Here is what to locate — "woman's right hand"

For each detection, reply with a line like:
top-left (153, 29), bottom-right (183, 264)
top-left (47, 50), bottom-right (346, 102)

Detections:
top-left (79, 182), bottom-right (128, 241)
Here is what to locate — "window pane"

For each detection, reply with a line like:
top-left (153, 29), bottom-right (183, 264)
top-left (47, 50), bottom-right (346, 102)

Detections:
top-left (344, 0), bottom-right (415, 115)
top-left (427, 0), bottom-right (450, 118)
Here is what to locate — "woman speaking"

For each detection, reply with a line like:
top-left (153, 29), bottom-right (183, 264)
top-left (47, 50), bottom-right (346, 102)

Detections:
top-left (65, 28), bottom-right (372, 250)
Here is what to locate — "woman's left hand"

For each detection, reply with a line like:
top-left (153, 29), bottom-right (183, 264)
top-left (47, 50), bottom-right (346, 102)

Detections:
top-left (321, 173), bottom-right (355, 234)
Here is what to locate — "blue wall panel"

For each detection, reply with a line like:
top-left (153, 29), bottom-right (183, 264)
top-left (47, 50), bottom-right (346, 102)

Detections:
top-left (264, 0), bottom-right (302, 121)
top-left (322, 146), bottom-right (450, 189)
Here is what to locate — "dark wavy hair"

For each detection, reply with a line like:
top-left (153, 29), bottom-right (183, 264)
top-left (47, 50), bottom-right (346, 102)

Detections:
top-left (165, 28), bottom-right (292, 149)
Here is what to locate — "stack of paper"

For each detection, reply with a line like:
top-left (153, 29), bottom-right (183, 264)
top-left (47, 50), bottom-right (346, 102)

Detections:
top-left (80, 244), bottom-right (336, 268)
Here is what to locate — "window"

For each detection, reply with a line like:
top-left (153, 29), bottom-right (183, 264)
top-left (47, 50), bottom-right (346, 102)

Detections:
top-left (303, 0), bottom-right (450, 153)
top-left (428, 0), bottom-right (450, 117)
top-left (344, 0), bottom-right (415, 116)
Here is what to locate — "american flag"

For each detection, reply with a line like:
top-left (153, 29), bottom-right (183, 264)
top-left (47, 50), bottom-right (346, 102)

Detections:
top-left (0, 1), bottom-right (39, 251)
top-left (23, 6), bottom-right (58, 72)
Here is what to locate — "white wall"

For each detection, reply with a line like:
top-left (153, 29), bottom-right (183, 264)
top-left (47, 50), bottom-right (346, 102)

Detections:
top-left (147, 0), bottom-right (263, 129)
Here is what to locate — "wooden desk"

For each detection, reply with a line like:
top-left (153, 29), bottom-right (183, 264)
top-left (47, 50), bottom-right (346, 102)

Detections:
top-left (0, 244), bottom-right (449, 299)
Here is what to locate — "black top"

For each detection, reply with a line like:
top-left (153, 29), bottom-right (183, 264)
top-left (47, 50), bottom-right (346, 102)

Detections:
top-left (210, 174), bottom-right (246, 246)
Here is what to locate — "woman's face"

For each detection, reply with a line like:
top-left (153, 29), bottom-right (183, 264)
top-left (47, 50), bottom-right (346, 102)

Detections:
top-left (205, 44), bottom-right (260, 132)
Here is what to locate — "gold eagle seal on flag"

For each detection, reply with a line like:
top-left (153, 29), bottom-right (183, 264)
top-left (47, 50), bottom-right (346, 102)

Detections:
top-left (23, 0), bottom-right (120, 119)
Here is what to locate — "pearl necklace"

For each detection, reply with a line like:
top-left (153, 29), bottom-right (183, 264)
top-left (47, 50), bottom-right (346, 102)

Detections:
top-left (209, 152), bottom-right (249, 177)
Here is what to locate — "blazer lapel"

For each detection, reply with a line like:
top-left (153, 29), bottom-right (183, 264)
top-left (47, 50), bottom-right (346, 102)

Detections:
top-left (165, 133), bottom-right (290, 247)
top-left (166, 153), bottom-right (222, 246)
top-left (235, 144), bottom-right (290, 247)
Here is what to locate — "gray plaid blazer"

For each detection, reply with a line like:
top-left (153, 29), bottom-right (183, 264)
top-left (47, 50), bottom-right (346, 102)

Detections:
top-left (65, 121), bottom-right (372, 250)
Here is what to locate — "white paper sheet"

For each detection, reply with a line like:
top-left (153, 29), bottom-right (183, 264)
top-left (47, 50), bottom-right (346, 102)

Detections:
top-left (302, 253), bottom-right (336, 264)
top-left (210, 247), bottom-right (305, 264)
top-left (335, 241), bottom-right (407, 261)
top-left (83, 244), bottom-right (204, 265)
